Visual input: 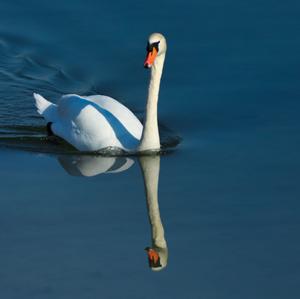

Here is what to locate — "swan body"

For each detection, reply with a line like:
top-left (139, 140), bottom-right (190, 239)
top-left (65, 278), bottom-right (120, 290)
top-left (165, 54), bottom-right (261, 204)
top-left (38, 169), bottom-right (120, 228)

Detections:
top-left (33, 33), bottom-right (167, 153)
top-left (34, 93), bottom-right (142, 151)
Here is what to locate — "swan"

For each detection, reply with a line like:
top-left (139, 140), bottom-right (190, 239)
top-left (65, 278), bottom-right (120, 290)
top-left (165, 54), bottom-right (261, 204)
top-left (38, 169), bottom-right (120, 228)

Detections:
top-left (33, 33), bottom-right (167, 153)
top-left (140, 155), bottom-right (168, 271)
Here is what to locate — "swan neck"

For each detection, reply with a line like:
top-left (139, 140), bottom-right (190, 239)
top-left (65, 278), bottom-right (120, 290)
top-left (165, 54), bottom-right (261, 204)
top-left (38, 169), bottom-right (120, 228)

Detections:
top-left (138, 54), bottom-right (165, 152)
top-left (139, 156), bottom-right (167, 248)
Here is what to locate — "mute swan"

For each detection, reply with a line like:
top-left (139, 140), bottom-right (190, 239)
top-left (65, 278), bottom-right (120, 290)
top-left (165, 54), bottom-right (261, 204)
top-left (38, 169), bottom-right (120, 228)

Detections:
top-left (33, 33), bottom-right (167, 153)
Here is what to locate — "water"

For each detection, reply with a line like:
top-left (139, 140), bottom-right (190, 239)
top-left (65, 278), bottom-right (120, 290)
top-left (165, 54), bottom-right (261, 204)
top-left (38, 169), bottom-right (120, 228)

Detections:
top-left (0, 0), bottom-right (300, 298)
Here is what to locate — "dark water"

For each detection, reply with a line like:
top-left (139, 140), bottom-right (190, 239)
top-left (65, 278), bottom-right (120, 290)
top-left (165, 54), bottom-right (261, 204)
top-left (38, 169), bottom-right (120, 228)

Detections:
top-left (1, 0), bottom-right (300, 298)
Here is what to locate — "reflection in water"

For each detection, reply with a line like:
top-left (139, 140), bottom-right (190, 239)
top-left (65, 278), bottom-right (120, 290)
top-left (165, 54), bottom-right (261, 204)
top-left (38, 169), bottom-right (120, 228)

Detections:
top-left (58, 154), bottom-right (168, 270)
top-left (139, 156), bottom-right (168, 271)
top-left (58, 155), bottom-right (134, 176)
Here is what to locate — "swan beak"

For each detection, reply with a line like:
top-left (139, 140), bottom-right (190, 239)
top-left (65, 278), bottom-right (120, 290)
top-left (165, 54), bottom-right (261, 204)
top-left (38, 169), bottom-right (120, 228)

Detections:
top-left (145, 247), bottom-right (162, 268)
top-left (144, 48), bottom-right (158, 68)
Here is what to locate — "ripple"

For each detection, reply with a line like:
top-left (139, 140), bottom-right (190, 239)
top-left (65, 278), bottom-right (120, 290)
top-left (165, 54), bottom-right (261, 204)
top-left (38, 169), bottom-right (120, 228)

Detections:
top-left (0, 123), bottom-right (181, 156)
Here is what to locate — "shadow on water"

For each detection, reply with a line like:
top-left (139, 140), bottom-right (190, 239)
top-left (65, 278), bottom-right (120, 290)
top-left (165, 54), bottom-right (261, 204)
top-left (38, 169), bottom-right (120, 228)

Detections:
top-left (58, 153), bottom-right (168, 271)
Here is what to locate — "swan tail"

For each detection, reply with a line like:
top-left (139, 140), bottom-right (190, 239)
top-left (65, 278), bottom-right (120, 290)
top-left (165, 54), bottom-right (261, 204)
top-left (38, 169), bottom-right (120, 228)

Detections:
top-left (33, 93), bottom-right (57, 122)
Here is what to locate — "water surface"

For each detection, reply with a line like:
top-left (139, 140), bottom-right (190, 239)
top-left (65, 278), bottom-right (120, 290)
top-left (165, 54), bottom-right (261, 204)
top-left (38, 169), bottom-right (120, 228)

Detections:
top-left (0, 0), bottom-right (300, 298)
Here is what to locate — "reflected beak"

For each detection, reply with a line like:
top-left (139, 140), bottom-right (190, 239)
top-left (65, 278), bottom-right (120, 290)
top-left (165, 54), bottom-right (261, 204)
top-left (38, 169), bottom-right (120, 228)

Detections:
top-left (145, 247), bottom-right (162, 268)
top-left (144, 48), bottom-right (158, 68)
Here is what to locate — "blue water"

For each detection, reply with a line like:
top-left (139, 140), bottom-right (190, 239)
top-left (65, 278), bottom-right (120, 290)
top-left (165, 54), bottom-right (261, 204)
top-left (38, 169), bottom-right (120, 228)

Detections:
top-left (1, 0), bottom-right (300, 298)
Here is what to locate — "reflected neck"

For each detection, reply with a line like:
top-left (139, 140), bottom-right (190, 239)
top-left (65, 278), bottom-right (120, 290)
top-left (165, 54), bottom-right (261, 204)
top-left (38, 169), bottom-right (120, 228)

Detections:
top-left (140, 156), bottom-right (166, 248)
top-left (138, 54), bottom-right (165, 152)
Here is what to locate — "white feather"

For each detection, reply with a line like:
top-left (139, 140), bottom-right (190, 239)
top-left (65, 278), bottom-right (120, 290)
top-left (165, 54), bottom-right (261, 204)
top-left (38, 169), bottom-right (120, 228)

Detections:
top-left (34, 93), bottom-right (142, 152)
top-left (33, 93), bottom-right (58, 123)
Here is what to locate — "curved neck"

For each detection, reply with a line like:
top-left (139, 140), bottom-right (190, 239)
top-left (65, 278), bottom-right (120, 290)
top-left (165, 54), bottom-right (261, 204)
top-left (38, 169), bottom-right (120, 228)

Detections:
top-left (138, 54), bottom-right (165, 152)
top-left (139, 156), bottom-right (166, 248)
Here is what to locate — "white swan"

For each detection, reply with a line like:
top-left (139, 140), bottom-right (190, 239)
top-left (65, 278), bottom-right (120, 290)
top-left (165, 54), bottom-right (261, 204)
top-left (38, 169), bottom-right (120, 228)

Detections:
top-left (33, 33), bottom-right (167, 152)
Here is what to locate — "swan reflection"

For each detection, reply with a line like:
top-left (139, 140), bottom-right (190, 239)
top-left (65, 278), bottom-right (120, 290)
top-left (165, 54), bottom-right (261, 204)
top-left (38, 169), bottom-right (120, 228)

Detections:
top-left (58, 154), bottom-right (168, 270)
top-left (140, 156), bottom-right (168, 271)
top-left (58, 155), bottom-right (134, 176)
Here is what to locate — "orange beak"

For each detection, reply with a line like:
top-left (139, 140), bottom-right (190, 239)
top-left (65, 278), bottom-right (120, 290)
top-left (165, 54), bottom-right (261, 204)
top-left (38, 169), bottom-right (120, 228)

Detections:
top-left (145, 247), bottom-right (161, 267)
top-left (144, 48), bottom-right (158, 68)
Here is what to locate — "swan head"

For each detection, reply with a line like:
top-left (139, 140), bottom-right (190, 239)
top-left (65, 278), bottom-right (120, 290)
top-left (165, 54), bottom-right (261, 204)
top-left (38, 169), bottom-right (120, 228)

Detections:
top-left (145, 246), bottom-right (168, 271)
top-left (144, 33), bottom-right (167, 69)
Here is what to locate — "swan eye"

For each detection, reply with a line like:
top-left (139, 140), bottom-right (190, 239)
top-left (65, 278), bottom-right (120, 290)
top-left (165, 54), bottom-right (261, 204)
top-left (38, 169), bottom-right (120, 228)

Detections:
top-left (146, 41), bottom-right (160, 52)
